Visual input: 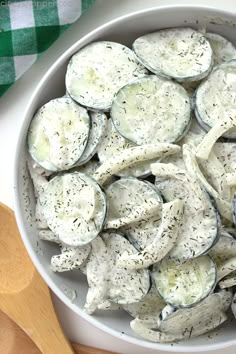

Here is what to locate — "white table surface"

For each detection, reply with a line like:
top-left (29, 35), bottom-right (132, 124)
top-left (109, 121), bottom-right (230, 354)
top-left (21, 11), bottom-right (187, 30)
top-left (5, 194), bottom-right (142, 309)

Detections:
top-left (1, 0), bottom-right (236, 353)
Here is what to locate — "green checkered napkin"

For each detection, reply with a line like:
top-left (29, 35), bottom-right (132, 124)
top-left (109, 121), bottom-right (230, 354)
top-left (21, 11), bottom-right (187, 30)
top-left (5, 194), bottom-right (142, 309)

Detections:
top-left (0, 0), bottom-right (95, 96)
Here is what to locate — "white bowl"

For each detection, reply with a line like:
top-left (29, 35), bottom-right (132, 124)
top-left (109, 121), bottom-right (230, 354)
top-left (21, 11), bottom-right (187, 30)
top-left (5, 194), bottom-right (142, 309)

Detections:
top-left (14, 5), bottom-right (236, 352)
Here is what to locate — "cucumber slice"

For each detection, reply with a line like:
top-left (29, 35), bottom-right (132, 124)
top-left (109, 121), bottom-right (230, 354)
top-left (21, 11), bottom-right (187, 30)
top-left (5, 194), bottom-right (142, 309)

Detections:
top-left (122, 285), bottom-right (165, 321)
top-left (158, 291), bottom-right (230, 336)
top-left (51, 244), bottom-right (91, 272)
top-left (76, 111), bottom-right (107, 166)
top-left (105, 177), bottom-right (162, 230)
top-left (206, 32), bottom-right (236, 65)
top-left (153, 162), bottom-right (219, 259)
top-left (111, 75), bottom-right (191, 145)
top-left (84, 236), bottom-right (109, 314)
top-left (130, 317), bottom-right (185, 343)
top-left (97, 119), bottom-right (156, 178)
top-left (38, 229), bottom-right (60, 243)
top-left (121, 213), bottom-right (162, 252)
top-left (28, 97), bottom-right (90, 171)
top-left (65, 41), bottom-right (147, 111)
top-left (102, 232), bottom-right (150, 304)
top-left (117, 199), bottom-right (184, 269)
top-left (195, 61), bottom-right (236, 139)
top-left (133, 28), bottom-right (213, 82)
top-left (39, 172), bottom-right (107, 246)
top-left (152, 256), bottom-right (217, 308)
top-left (94, 143), bottom-right (180, 186)
top-left (131, 310), bottom-right (226, 343)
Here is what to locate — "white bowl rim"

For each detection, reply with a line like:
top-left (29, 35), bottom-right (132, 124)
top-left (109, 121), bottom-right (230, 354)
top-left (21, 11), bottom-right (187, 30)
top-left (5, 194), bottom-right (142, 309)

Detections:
top-left (13, 4), bottom-right (236, 352)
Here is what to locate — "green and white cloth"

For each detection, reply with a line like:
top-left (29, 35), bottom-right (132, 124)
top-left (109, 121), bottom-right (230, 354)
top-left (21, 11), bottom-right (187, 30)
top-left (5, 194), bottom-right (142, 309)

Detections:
top-left (0, 0), bottom-right (95, 96)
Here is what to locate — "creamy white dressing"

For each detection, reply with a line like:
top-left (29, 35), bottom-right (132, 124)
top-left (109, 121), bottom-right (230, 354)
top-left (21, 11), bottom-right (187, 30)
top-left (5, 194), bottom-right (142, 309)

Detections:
top-left (102, 232), bottom-right (150, 304)
top-left (214, 142), bottom-right (236, 173)
top-left (84, 236), bottom-right (109, 314)
top-left (51, 244), bottom-right (91, 272)
top-left (98, 118), bottom-right (134, 161)
top-left (209, 235), bottom-right (236, 264)
top-left (38, 229), bottom-right (60, 243)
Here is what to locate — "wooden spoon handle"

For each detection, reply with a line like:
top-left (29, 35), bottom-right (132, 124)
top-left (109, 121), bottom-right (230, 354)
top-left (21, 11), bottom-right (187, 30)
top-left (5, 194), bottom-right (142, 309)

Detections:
top-left (0, 310), bottom-right (117, 354)
top-left (0, 270), bottom-right (74, 354)
top-left (72, 343), bottom-right (117, 354)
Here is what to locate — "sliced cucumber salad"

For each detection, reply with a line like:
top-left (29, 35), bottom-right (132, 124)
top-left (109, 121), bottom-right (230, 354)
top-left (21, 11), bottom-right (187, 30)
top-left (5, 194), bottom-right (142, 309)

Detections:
top-left (27, 27), bottom-right (236, 344)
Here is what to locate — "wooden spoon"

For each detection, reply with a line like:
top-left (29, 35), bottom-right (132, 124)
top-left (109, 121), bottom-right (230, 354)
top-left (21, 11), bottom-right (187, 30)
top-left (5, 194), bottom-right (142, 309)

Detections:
top-left (0, 309), bottom-right (116, 354)
top-left (0, 203), bottom-right (116, 354)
